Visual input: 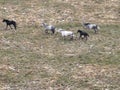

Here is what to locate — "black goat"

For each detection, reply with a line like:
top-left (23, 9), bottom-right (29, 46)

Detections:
top-left (77, 30), bottom-right (89, 40)
top-left (2, 19), bottom-right (17, 30)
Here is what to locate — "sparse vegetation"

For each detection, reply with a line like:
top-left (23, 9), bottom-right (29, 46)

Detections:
top-left (0, 0), bottom-right (120, 90)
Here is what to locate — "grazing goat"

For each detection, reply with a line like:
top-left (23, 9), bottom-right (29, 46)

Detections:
top-left (2, 19), bottom-right (17, 30)
top-left (59, 30), bottom-right (74, 40)
top-left (42, 23), bottom-right (55, 34)
top-left (83, 23), bottom-right (100, 33)
top-left (77, 30), bottom-right (89, 40)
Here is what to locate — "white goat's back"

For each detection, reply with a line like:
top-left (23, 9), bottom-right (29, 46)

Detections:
top-left (60, 31), bottom-right (73, 36)
top-left (88, 24), bottom-right (96, 29)
top-left (47, 25), bottom-right (54, 30)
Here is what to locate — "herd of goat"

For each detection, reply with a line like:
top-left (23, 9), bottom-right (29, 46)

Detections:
top-left (2, 19), bottom-right (100, 41)
top-left (41, 21), bottom-right (100, 40)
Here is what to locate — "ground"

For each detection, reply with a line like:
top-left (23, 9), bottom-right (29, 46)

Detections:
top-left (0, 0), bottom-right (120, 90)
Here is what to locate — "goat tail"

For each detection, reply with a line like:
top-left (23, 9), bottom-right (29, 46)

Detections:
top-left (87, 34), bottom-right (89, 37)
top-left (52, 28), bottom-right (55, 34)
top-left (71, 33), bottom-right (74, 40)
top-left (14, 22), bottom-right (17, 30)
top-left (71, 33), bottom-right (75, 37)
top-left (97, 26), bottom-right (100, 30)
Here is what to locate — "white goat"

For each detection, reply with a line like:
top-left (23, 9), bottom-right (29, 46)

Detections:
top-left (59, 30), bottom-right (75, 40)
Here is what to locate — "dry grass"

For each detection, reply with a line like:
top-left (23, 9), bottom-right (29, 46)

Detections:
top-left (0, 0), bottom-right (120, 90)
